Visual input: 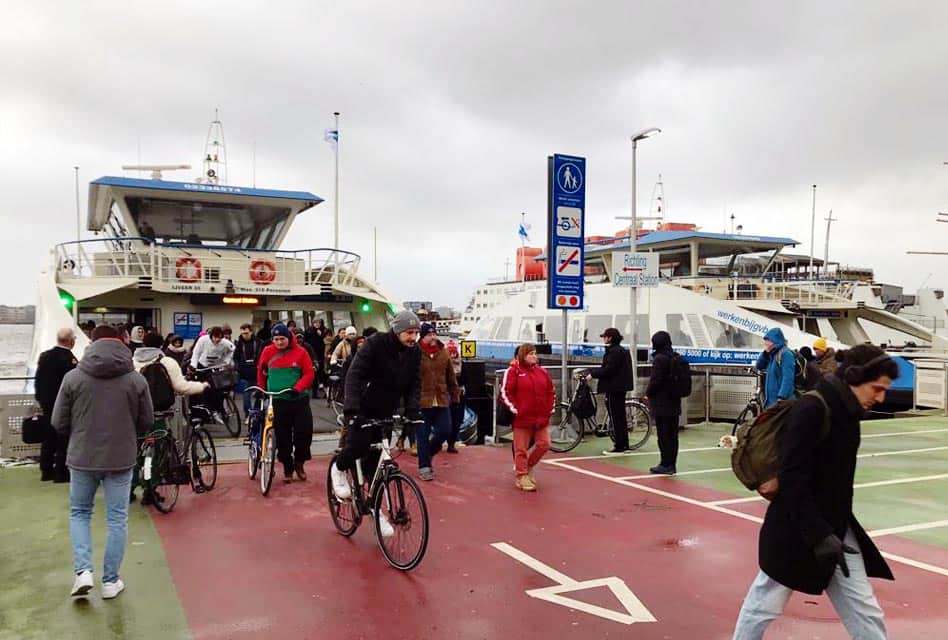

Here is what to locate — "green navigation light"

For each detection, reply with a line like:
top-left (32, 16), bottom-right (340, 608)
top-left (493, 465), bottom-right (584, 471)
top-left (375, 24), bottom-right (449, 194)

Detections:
top-left (360, 301), bottom-right (372, 313)
top-left (59, 292), bottom-right (75, 310)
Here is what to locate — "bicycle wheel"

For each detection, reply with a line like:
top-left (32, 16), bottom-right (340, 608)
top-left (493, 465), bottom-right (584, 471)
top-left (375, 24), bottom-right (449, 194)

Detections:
top-left (221, 394), bottom-right (241, 438)
top-left (732, 404), bottom-right (759, 436)
top-left (329, 383), bottom-right (344, 419)
top-left (247, 415), bottom-right (261, 480)
top-left (373, 470), bottom-right (429, 571)
top-left (260, 427), bottom-right (276, 496)
top-left (624, 402), bottom-right (652, 450)
top-left (549, 404), bottom-right (583, 453)
top-left (326, 455), bottom-right (360, 536)
top-left (191, 428), bottom-right (218, 491)
top-left (148, 437), bottom-right (179, 514)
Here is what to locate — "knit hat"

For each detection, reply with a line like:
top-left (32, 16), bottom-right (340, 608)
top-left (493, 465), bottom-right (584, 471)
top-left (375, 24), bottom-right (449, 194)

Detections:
top-left (391, 310), bottom-right (421, 334)
top-left (344, 326), bottom-right (358, 338)
top-left (420, 322), bottom-right (437, 338)
top-left (813, 337), bottom-right (828, 351)
top-left (271, 323), bottom-right (292, 339)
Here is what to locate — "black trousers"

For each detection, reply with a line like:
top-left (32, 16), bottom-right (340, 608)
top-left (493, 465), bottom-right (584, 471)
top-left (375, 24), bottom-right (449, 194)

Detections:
top-left (335, 420), bottom-right (382, 482)
top-left (40, 421), bottom-right (68, 478)
top-left (605, 392), bottom-right (629, 450)
top-left (449, 401), bottom-right (464, 446)
top-left (655, 414), bottom-right (680, 468)
top-left (272, 398), bottom-right (313, 474)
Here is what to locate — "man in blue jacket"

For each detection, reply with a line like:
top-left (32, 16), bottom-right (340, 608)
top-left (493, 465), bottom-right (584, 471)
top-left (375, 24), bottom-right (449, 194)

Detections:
top-left (756, 327), bottom-right (796, 408)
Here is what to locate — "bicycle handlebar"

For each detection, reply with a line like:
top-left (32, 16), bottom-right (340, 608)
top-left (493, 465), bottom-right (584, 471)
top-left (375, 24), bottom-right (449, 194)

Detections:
top-left (243, 386), bottom-right (286, 397)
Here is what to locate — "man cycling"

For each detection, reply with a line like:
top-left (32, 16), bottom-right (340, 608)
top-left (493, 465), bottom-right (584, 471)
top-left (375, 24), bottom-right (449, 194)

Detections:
top-left (330, 310), bottom-right (422, 507)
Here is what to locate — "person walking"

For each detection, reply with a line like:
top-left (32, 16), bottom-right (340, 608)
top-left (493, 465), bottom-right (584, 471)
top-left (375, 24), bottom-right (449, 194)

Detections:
top-left (732, 345), bottom-right (898, 639)
top-left (500, 343), bottom-right (555, 491)
top-left (586, 327), bottom-right (634, 455)
top-left (257, 323), bottom-right (315, 483)
top-left (446, 340), bottom-right (465, 453)
top-left (645, 331), bottom-right (682, 474)
top-left (234, 323), bottom-right (261, 413)
top-left (755, 327), bottom-right (796, 409)
top-left (35, 327), bottom-right (79, 482)
top-left (416, 323), bottom-right (459, 481)
top-left (256, 318), bottom-right (273, 346)
top-left (304, 318), bottom-right (329, 394)
top-left (812, 337), bottom-right (838, 377)
top-left (52, 325), bottom-right (154, 599)
top-left (330, 326), bottom-right (358, 367)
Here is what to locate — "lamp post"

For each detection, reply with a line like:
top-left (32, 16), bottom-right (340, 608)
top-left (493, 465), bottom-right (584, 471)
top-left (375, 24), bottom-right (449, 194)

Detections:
top-left (617, 127), bottom-right (661, 397)
top-left (809, 184), bottom-right (817, 278)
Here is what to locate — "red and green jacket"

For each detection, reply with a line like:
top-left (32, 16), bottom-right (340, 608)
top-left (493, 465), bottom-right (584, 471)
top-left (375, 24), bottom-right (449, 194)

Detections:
top-left (257, 343), bottom-right (315, 400)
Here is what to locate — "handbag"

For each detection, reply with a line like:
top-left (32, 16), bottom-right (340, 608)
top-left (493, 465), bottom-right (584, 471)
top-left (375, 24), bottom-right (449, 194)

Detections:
top-left (21, 410), bottom-right (50, 444)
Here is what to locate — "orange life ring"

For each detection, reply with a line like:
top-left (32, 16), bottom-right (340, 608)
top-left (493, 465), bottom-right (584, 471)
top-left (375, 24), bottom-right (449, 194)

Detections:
top-left (249, 259), bottom-right (277, 284)
top-left (175, 257), bottom-right (202, 283)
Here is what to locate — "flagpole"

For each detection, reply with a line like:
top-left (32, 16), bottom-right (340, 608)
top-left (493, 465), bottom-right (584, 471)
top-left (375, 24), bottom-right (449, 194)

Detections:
top-left (333, 111), bottom-right (340, 251)
top-left (520, 211), bottom-right (526, 286)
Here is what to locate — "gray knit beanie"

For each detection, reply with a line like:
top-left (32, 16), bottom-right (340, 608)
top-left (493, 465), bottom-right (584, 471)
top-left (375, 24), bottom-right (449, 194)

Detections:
top-left (391, 310), bottom-right (421, 334)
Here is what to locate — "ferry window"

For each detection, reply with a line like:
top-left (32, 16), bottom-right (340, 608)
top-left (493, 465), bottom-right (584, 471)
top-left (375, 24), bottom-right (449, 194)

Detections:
top-left (493, 317), bottom-right (512, 340)
top-left (331, 311), bottom-right (353, 332)
top-left (704, 316), bottom-right (762, 349)
top-left (584, 315), bottom-right (613, 343)
top-left (664, 313), bottom-right (694, 347)
top-left (615, 315), bottom-right (650, 345)
top-left (569, 318), bottom-right (583, 343)
top-left (545, 317), bottom-right (562, 342)
top-left (519, 318), bottom-right (538, 342)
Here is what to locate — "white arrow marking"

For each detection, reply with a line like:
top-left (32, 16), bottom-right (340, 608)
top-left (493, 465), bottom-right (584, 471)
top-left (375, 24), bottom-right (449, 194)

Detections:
top-left (491, 542), bottom-right (656, 625)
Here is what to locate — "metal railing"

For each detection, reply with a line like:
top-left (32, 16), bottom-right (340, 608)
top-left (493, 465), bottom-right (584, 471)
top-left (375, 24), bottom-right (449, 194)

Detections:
top-left (669, 275), bottom-right (858, 305)
top-left (52, 238), bottom-right (365, 292)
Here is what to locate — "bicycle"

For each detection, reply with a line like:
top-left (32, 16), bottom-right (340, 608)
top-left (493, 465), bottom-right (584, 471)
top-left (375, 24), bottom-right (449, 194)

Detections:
top-left (325, 365), bottom-right (344, 419)
top-left (139, 406), bottom-right (218, 511)
top-left (243, 386), bottom-right (281, 496)
top-left (187, 364), bottom-right (242, 437)
top-left (549, 372), bottom-right (652, 453)
top-left (731, 369), bottom-right (764, 436)
top-left (327, 416), bottom-right (429, 571)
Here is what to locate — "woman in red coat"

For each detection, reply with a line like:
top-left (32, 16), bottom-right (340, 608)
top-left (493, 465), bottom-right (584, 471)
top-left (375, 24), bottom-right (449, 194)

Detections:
top-left (500, 344), bottom-right (555, 491)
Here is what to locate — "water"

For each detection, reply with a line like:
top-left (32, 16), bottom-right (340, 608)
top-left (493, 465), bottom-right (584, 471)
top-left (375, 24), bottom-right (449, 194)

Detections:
top-left (0, 324), bottom-right (34, 393)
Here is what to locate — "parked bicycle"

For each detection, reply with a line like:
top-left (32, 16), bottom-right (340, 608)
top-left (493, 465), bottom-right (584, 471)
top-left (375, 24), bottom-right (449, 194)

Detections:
top-left (243, 386), bottom-right (282, 496)
top-left (326, 365), bottom-right (344, 419)
top-left (549, 371), bottom-right (652, 453)
top-left (327, 416), bottom-right (429, 571)
top-left (187, 364), bottom-right (242, 437)
top-left (731, 369), bottom-right (764, 436)
top-left (139, 406), bottom-right (219, 513)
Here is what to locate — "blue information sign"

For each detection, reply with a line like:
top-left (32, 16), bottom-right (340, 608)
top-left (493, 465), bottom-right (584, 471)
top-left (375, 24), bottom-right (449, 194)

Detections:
top-left (547, 154), bottom-right (586, 309)
top-left (173, 311), bottom-right (203, 339)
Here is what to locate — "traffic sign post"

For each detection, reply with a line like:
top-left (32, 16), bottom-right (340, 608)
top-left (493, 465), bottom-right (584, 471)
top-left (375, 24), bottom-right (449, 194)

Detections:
top-left (547, 154), bottom-right (586, 404)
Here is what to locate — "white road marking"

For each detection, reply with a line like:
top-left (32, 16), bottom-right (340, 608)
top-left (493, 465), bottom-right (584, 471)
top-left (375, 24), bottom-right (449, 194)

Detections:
top-left (862, 428), bottom-right (948, 439)
top-left (616, 467), bottom-right (732, 480)
top-left (545, 459), bottom-right (948, 578)
top-left (707, 473), bottom-right (948, 506)
top-left (546, 446), bottom-right (720, 463)
top-left (869, 519), bottom-right (948, 538)
top-left (490, 542), bottom-right (657, 624)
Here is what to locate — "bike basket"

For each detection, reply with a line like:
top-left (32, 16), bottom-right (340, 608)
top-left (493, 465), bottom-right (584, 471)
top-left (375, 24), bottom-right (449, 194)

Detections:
top-left (209, 366), bottom-right (239, 390)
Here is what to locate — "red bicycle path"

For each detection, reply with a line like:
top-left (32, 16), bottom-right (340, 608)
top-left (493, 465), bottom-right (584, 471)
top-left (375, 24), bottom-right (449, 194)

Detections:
top-left (150, 447), bottom-right (948, 640)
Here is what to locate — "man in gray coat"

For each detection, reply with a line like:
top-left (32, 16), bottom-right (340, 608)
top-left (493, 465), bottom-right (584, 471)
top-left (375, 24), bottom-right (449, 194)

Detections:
top-left (52, 324), bottom-right (153, 600)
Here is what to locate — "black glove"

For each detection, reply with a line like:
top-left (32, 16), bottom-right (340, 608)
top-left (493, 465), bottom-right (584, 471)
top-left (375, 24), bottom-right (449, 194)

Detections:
top-left (813, 534), bottom-right (859, 578)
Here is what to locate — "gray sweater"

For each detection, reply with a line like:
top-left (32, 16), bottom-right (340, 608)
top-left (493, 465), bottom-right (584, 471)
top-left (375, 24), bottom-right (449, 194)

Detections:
top-left (52, 339), bottom-right (154, 472)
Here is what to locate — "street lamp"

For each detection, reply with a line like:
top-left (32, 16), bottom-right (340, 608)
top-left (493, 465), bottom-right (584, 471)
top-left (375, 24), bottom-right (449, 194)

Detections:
top-left (616, 127), bottom-right (661, 397)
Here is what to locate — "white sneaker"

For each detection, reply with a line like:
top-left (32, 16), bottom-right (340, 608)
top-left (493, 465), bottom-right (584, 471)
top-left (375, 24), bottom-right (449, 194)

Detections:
top-left (377, 510), bottom-right (395, 538)
top-left (330, 463), bottom-right (351, 500)
top-left (101, 579), bottom-right (124, 599)
top-left (70, 570), bottom-right (93, 597)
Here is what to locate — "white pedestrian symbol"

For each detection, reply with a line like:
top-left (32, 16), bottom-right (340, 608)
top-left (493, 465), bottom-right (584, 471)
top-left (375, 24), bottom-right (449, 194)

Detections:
top-left (563, 166), bottom-right (577, 190)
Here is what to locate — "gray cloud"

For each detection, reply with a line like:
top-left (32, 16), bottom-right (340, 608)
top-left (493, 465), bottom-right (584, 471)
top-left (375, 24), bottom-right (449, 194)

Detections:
top-left (2, 1), bottom-right (948, 310)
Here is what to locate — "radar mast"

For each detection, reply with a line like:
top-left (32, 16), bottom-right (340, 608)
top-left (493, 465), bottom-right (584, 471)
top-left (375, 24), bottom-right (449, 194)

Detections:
top-left (200, 108), bottom-right (227, 184)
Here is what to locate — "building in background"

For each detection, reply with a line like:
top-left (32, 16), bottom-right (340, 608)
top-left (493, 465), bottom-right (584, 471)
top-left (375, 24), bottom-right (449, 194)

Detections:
top-left (0, 306), bottom-right (35, 324)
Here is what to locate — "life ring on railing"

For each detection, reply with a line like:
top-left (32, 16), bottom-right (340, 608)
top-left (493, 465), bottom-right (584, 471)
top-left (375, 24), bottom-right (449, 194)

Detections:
top-left (175, 257), bottom-right (202, 283)
top-left (249, 260), bottom-right (277, 284)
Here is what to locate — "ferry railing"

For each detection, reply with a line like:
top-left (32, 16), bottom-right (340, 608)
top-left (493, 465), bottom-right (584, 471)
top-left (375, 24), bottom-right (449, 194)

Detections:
top-left (53, 238), bottom-right (364, 292)
top-left (670, 275), bottom-right (859, 305)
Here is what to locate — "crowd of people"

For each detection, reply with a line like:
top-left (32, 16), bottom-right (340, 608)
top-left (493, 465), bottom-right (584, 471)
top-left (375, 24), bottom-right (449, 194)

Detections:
top-left (37, 313), bottom-right (900, 638)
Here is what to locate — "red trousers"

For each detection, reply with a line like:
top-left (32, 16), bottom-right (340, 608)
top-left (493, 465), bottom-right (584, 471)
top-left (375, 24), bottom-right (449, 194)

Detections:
top-left (512, 426), bottom-right (550, 477)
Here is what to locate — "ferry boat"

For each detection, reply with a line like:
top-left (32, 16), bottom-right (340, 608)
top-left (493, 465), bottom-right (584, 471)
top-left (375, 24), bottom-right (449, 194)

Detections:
top-left (29, 159), bottom-right (398, 371)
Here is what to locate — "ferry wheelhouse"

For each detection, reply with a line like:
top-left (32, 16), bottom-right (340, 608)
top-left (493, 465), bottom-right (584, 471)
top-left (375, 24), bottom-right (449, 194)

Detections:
top-left (30, 174), bottom-right (398, 366)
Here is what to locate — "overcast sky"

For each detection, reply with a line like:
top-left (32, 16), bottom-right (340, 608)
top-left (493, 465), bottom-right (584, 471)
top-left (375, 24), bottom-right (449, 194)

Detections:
top-left (2, 1), bottom-right (947, 310)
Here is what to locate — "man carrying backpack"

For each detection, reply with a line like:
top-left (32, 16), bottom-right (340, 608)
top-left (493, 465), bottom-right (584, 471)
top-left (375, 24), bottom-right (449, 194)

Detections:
top-left (586, 327), bottom-right (634, 455)
top-left (755, 327), bottom-right (796, 408)
top-left (645, 331), bottom-right (683, 474)
top-left (732, 345), bottom-right (897, 639)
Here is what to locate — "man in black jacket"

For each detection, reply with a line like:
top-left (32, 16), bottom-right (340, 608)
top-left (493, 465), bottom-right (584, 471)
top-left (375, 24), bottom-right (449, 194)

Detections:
top-left (586, 327), bottom-right (634, 455)
top-left (330, 310), bottom-right (422, 504)
top-left (234, 323), bottom-right (260, 413)
top-left (733, 345), bottom-right (897, 639)
top-left (645, 331), bottom-right (680, 474)
top-left (34, 327), bottom-right (78, 482)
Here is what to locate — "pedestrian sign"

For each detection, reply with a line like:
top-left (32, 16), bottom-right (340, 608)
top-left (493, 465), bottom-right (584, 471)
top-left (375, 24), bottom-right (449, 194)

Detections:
top-left (461, 340), bottom-right (477, 359)
top-left (547, 154), bottom-right (586, 310)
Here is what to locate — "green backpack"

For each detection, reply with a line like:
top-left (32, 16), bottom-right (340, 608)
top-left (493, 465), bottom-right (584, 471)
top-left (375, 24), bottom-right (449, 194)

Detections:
top-left (731, 391), bottom-right (830, 492)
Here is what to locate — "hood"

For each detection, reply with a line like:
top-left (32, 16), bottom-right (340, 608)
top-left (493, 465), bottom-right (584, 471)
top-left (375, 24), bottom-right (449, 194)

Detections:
top-left (763, 327), bottom-right (787, 349)
top-left (132, 347), bottom-right (162, 365)
top-left (651, 330), bottom-right (672, 352)
top-left (79, 339), bottom-right (134, 379)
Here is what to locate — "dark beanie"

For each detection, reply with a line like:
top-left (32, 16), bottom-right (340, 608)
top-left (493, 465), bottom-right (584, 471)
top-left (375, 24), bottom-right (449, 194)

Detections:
top-left (391, 310), bottom-right (420, 334)
top-left (271, 323), bottom-right (292, 339)
top-left (420, 322), bottom-right (437, 338)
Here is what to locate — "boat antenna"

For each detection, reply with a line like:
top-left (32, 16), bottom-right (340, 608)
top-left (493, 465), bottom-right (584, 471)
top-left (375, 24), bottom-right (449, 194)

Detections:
top-left (649, 173), bottom-right (665, 227)
top-left (201, 108), bottom-right (227, 185)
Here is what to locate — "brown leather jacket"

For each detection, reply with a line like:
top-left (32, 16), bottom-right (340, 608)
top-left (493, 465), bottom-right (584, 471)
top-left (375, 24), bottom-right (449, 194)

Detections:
top-left (419, 341), bottom-right (460, 408)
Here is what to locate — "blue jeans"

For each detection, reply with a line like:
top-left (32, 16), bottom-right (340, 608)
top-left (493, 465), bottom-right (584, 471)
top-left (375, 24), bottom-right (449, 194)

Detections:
top-left (417, 407), bottom-right (451, 471)
top-left (733, 528), bottom-right (887, 639)
top-left (70, 468), bottom-right (134, 583)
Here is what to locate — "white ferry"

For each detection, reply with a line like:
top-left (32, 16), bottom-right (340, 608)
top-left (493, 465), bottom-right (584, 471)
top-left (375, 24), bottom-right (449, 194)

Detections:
top-left (29, 168), bottom-right (398, 370)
